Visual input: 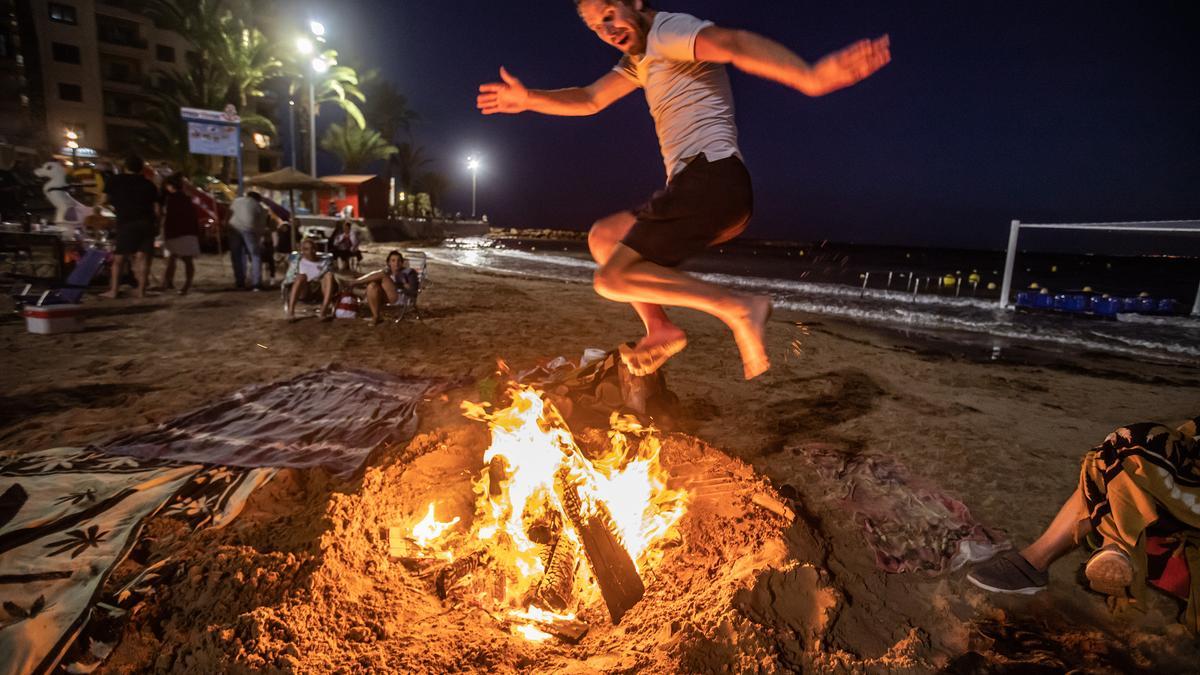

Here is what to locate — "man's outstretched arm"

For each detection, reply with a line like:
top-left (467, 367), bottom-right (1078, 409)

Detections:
top-left (478, 67), bottom-right (637, 116)
top-left (695, 28), bottom-right (890, 97)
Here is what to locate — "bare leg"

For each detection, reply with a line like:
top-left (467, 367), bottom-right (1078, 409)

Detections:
top-left (162, 256), bottom-right (176, 290)
top-left (588, 213), bottom-right (687, 371)
top-left (596, 244), bottom-right (771, 380)
top-left (101, 253), bottom-right (124, 298)
top-left (367, 281), bottom-right (382, 324)
top-left (181, 257), bottom-right (194, 294)
top-left (288, 273), bottom-right (308, 320)
top-left (319, 273), bottom-right (336, 320)
top-left (133, 251), bottom-right (149, 298)
top-left (1020, 487), bottom-right (1091, 571)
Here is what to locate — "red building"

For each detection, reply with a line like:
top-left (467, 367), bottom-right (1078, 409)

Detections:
top-left (316, 175), bottom-right (389, 219)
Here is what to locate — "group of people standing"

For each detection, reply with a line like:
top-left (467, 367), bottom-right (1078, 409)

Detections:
top-left (100, 155), bottom-right (201, 298)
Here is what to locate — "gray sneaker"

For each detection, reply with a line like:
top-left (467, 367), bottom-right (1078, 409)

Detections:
top-left (966, 550), bottom-right (1048, 595)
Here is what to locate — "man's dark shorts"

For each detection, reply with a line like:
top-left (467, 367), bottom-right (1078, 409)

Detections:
top-left (622, 154), bottom-right (753, 268)
top-left (114, 220), bottom-right (156, 256)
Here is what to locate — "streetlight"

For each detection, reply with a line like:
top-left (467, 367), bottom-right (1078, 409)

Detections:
top-left (309, 20), bottom-right (326, 38)
top-left (467, 156), bottom-right (481, 218)
top-left (295, 36), bottom-right (313, 55)
top-left (64, 129), bottom-right (79, 166)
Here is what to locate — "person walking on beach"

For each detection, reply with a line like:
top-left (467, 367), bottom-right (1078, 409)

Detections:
top-left (159, 173), bottom-right (201, 295)
top-left (227, 191), bottom-right (268, 290)
top-left (101, 155), bottom-right (159, 299)
top-left (477, 0), bottom-right (889, 379)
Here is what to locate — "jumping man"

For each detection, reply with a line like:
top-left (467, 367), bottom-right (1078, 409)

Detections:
top-left (478, 0), bottom-right (890, 379)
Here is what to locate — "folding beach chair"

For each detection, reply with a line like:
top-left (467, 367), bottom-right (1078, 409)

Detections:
top-left (280, 250), bottom-right (338, 317)
top-left (384, 251), bottom-right (428, 321)
top-left (10, 247), bottom-right (107, 310)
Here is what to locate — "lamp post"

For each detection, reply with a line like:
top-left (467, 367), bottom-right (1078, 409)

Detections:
top-left (309, 56), bottom-right (329, 179)
top-left (467, 156), bottom-right (480, 218)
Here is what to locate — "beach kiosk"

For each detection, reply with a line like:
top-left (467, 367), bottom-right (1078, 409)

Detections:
top-left (317, 175), bottom-right (388, 220)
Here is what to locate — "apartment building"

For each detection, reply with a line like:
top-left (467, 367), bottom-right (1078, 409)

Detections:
top-left (25, 0), bottom-right (279, 171)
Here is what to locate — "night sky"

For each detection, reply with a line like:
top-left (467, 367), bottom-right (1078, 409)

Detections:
top-left (306, 1), bottom-right (1199, 251)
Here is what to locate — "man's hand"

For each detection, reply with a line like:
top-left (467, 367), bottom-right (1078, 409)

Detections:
top-left (477, 67), bottom-right (530, 115)
top-left (809, 35), bottom-right (890, 95)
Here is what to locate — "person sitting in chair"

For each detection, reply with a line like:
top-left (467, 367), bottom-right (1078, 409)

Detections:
top-left (285, 237), bottom-right (337, 322)
top-left (329, 220), bottom-right (363, 272)
top-left (352, 249), bottom-right (420, 325)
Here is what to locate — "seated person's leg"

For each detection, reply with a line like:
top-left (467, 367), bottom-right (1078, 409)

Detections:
top-left (288, 273), bottom-right (309, 319)
top-left (966, 489), bottom-right (1090, 595)
top-left (318, 272), bottom-right (337, 320)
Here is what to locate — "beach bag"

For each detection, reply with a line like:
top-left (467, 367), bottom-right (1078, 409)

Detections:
top-left (334, 292), bottom-right (360, 319)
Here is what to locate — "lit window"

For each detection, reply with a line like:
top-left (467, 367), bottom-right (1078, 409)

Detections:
top-left (48, 3), bottom-right (77, 25)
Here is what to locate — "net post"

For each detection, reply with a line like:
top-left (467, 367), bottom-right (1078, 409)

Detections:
top-left (999, 220), bottom-right (1021, 308)
top-left (1192, 279), bottom-right (1200, 317)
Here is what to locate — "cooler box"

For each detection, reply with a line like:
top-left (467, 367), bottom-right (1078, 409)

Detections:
top-left (23, 304), bottom-right (84, 334)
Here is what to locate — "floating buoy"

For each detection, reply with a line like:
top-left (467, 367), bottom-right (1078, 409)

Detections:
top-left (1029, 282), bottom-right (1040, 290)
top-left (1138, 291), bottom-right (1150, 298)
top-left (1050, 265), bottom-right (1058, 273)
top-left (968, 272), bottom-right (981, 284)
top-left (986, 282), bottom-right (997, 291)
top-left (942, 274), bottom-right (957, 288)
top-left (1082, 286), bottom-right (1093, 293)
top-left (1039, 287), bottom-right (1051, 295)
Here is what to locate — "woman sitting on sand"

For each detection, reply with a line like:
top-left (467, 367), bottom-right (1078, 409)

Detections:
top-left (350, 250), bottom-right (420, 325)
top-left (285, 237), bottom-right (338, 322)
top-left (968, 416), bottom-right (1200, 629)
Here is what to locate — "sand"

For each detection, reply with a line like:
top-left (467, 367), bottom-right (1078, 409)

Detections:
top-left (2, 244), bottom-right (1198, 672)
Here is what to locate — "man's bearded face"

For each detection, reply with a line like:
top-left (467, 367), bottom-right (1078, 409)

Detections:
top-left (577, 0), bottom-right (650, 56)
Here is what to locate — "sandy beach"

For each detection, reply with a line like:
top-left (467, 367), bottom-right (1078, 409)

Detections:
top-left (2, 244), bottom-right (1198, 672)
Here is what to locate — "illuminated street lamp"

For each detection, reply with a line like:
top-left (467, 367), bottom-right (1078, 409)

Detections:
top-left (64, 129), bottom-right (80, 165)
top-left (295, 36), bottom-right (314, 55)
top-left (308, 55), bottom-right (331, 178)
top-left (467, 156), bottom-right (481, 218)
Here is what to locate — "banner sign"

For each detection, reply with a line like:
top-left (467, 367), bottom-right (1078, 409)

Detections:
top-left (180, 106), bottom-right (241, 158)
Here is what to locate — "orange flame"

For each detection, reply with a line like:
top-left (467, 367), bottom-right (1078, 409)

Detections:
top-left (411, 384), bottom-right (687, 641)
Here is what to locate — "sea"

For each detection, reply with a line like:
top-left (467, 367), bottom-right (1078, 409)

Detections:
top-left (419, 236), bottom-right (1200, 366)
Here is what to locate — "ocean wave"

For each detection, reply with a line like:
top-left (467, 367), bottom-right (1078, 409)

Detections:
top-left (422, 245), bottom-right (1199, 365)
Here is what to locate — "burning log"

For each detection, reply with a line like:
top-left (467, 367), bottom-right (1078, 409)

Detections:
top-left (556, 469), bottom-right (644, 625)
top-left (435, 549), bottom-right (490, 600)
top-left (488, 456), bottom-right (508, 499)
top-left (535, 534), bottom-right (578, 612)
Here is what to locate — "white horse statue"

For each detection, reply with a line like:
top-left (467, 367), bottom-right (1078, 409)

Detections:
top-left (34, 160), bottom-right (93, 226)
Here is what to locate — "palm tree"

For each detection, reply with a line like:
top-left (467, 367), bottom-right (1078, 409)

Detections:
top-left (320, 124), bottom-right (398, 173)
top-left (414, 171), bottom-right (450, 214)
top-left (361, 70), bottom-right (419, 143)
top-left (284, 47), bottom-right (367, 129)
top-left (140, 0), bottom-right (281, 180)
top-left (390, 143), bottom-right (430, 195)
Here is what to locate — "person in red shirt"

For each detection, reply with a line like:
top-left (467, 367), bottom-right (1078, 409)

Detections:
top-left (159, 173), bottom-right (201, 295)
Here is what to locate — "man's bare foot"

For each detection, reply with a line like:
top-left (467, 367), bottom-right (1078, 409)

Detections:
top-left (619, 328), bottom-right (688, 376)
top-left (370, 315), bottom-right (382, 326)
top-left (99, 290), bottom-right (119, 299)
top-left (731, 295), bottom-right (771, 380)
top-left (287, 314), bottom-right (298, 323)
top-left (321, 313), bottom-right (334, 323)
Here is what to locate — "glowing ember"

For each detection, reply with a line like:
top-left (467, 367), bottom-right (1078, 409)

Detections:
top-left (406, 384), bottom-right (688, 641)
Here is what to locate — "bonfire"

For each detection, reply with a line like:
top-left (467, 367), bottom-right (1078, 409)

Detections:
top-left (393, 385), bottom-right (688, 643)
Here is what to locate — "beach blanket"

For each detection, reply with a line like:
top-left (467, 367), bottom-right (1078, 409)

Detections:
top-left (790, 445), bottom-right (1008, 575)
top-left (0, 448), bottom-right (202, 675)
top-left (1080, 417), bottom-right (1200, 631)
top-left (101, 367), bottom-right (445, 479)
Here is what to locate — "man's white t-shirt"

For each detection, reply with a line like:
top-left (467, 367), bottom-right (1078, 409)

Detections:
top-left (614, 11), bottom-right (741, 180)
top-left (229, 196), bottom-right (265, 233)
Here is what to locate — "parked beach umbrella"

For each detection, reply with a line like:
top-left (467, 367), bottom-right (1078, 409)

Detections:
top-left (246, 168), bottom-right (334, 249)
